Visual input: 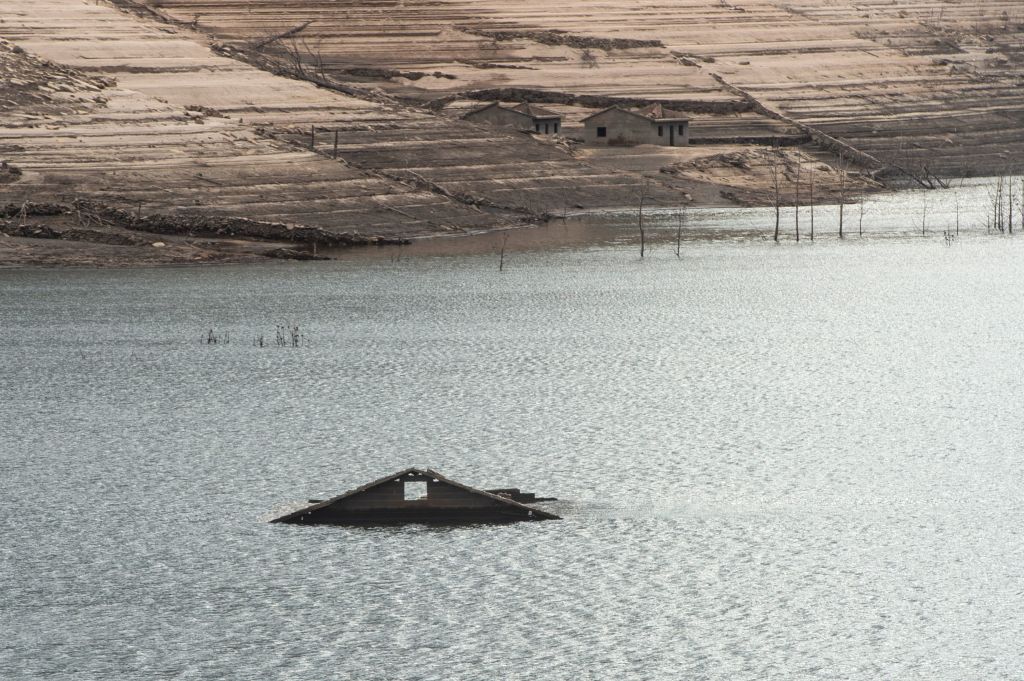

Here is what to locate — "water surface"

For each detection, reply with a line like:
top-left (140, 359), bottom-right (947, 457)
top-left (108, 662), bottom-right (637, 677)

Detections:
top-left (3, 200), bottom-right (1024, 679)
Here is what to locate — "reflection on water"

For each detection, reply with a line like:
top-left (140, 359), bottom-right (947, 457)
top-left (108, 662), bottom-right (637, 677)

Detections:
top-left (3, 184), bottom-right (1024, 679)
top-left (333, 177), bottom-right (1008, 261)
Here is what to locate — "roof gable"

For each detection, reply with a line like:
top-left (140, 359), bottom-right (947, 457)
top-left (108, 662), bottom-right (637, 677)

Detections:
top-left (581, 104), bottom-right (689, 124)
top-left (462, 101), bottom-right (504, 118)
top-left (511, 102), bottom-right (561, 119)
top-left (271, 467), bottom-right (560, 523)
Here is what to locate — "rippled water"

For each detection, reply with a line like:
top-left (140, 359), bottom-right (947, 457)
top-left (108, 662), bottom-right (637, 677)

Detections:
top-left (4, 193), bottom-right (1024, 679)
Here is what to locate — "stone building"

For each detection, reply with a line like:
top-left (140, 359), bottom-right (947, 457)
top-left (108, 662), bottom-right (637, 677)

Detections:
top-left (462, 102), bottom-right (562, 134)
top-left (581, 103), bottom-right (690, 147)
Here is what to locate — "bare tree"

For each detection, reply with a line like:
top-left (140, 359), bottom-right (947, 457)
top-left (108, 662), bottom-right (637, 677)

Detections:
top-left (989, 177), bottom-right (1006, 233)
top-left (636, 180), bottom-right (650, 258)
top-left (794, 156), bottom-right (801, 242)
top-left (1009, 176), bottom-right (1015, 235)
top-left (766, 147), bottom-right (782, 242)
top-left (921, 194), bottom-right (927, 236)
top-left (838, 152), bottom-right (846, 239)
top-left (498, 232), bottom-right (509, 271)
top-left (808, 166), bottom-right (815, 242)
top-left (675, 207), bottom-right (686, 258)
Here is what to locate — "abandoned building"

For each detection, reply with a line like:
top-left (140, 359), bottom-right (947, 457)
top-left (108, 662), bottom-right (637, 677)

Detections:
top-left (271, 467), bottom-right (560, 525)
top-left (462, 102), bottom-right (563, 134)
top-left (581, 103), bottom-right (690, 147)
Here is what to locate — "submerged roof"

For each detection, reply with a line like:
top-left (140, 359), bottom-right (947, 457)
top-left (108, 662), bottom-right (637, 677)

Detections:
top-left (581, 104), bottom-right (690, 123)
top-left (271, 467), bottom-right (560, 524)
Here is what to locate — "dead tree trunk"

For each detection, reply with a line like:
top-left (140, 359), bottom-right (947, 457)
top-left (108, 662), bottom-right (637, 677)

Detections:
top-left (838, 153), bottom-right (846, 239)
top-left (1009, 178), bottom-right (1015, 235)
top-left (675, 208), bottom-right (685, 258)
top-left (921, 194), bottom-right (927, 236)
top-left (794, 158), bottom-right (801, 242)
top-left (768, 148), bottom-right (781, 243)
top-left (637, 180), bottom-right (650, 259)
top-left (809, 167), bottom-right (815, 242)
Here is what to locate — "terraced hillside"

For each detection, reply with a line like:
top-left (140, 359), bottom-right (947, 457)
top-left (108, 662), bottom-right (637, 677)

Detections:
top-left (143, 0), bottom-right (1024, 177)
top-left (1, 0), bottom-right (677, 243)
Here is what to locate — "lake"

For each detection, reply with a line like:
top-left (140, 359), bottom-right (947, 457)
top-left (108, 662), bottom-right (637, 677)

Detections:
top-left (3, 183), bottom-right (1024, 679)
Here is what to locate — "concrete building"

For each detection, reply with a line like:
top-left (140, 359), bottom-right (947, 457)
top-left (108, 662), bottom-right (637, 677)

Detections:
top-left (581, 103), bottom-right (690, 147)
top-left (462, 102), bottom-right (562, 134)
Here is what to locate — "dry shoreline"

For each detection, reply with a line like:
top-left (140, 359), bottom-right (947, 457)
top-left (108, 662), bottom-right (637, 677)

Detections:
top-left (2, 0), bottom-right (1004, 268)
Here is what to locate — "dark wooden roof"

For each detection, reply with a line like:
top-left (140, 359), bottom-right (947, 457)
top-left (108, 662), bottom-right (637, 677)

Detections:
top-left (271, 467), bottom-right (560, 524)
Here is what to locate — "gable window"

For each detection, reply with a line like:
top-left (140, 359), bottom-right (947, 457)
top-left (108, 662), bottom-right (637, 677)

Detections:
top-left (596, 126), bottom-right (607, 138)
top-left (658, 125), bottom-right (663, 136)
top-left (404, 481), bottom-right (427, 501)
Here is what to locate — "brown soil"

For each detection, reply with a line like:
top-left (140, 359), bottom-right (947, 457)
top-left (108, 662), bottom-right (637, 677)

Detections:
top-left (140, 0), bottom-right (1024, 177)
top-left (5, 0), bottom-right (1016, 267)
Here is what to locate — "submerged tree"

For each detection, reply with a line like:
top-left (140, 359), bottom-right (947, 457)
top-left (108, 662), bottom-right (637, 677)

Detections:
top-left (794, 157), bottom-right (801, 242)
top-left (636, 180), bottom-right (650, 258)
top-left (675, 207), bottom-right (686, 258)
top-left (766, 146), bottom-right (783, 242)
top-left (838, 152), bottom-right (847, 239)
top-left (921, 193), bottom-right (928, 236)
top-left (808, 166), bottom-right (815, 242)
top-left (498, 232), bottom-right (509, 271)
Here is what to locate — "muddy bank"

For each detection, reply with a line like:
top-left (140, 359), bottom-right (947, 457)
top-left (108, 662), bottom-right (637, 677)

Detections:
top-left (0, 200), bottom-right (412, 267)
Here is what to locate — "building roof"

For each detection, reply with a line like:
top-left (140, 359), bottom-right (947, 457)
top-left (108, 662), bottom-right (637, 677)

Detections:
top-left (271, 467), bottom-right (561, 524)
top-left (462, 101), bottom-right (561, 122)
top-left (462, 101), bottom-right (507, 118)
top-left (634, 102), bottom-right (689, 121)
top-left (580, 104), bottom-right (690, 124)
top-left (510, 102), bottom-right (561, 120)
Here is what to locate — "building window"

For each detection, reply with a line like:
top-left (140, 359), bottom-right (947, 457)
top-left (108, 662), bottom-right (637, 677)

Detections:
top-left (535, 123), bottom-right (540, 132)
top-left (544, 123), bottom-right (549, 134)
top-left (658, 125), bottom-right (663, 136)
top-left (678, 125), bottom-right (685, 134)
top-left (554, 123), bottom-right (559, 133)
top-left (597, 126), bottom-right (607, 138)
top-left (404, 481), bottom-right (427, 500)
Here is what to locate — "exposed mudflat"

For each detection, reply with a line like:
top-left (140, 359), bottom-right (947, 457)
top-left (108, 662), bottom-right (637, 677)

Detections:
top-left (146, 0), bottom-right (1024, 177)
top-left (0, 2), bottom-right (680, 229)
top-left (1, 0), bottom-right (1019, 266)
